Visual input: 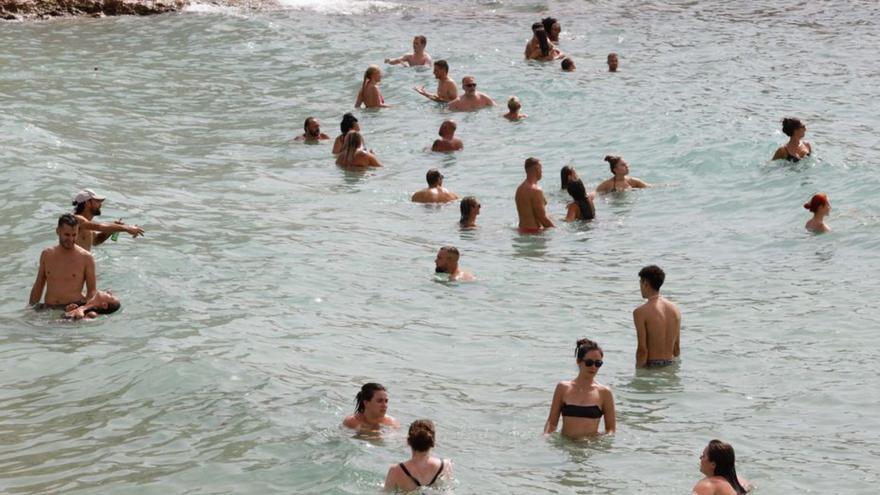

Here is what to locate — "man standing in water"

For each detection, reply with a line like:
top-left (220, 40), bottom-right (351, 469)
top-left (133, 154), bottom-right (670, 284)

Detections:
top-left (29, 213), bottom-right (96, 307)
top-left (72, 189), bottom-right (144, 252)
top-left (430, 120), bottom-right (463, 152)
top-left (448, 76), bottom-right (495, 111)
top-left (412, 169), bottom-right (459, 203)
top-left (414, 59), bottom-right (458, 103)
top-left (633, 265), bottom-right (681, 368)
top-left (515, 157), bottom-right (554, 233)
top-left (385, 35), bottom-right (432, 67)
top-left (434, 246), bottom-right (475, 282)
top-left (295, 117), bottom-right (330, 142)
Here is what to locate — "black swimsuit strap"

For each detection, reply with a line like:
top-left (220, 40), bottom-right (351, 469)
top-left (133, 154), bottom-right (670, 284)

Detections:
top-left (398, 463), bottom-right (421, 487)
top-left (428, 459), bottom-right (445, 486)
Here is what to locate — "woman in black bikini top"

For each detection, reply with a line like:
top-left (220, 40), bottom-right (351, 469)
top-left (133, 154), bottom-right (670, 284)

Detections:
top-left (384, 419), bottom-right (451, 492)
top-left (772, 117), bottom-right (812, 162)
top-left (596, 155), bottom-right (651, 193)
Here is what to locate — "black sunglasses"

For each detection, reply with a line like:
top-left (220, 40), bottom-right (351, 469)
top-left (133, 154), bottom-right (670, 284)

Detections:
top-left (464, 83), bottom-right (476, 88)
top-left (580, 359), bottom-right (603, 368)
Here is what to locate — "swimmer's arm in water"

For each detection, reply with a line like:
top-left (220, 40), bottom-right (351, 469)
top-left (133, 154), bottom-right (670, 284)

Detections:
top-left (634, 308), bottom-right (649, 367)
top-left (601, 386), bottom-right (616, 434)
top-left (28, 250), bottom-right (48, 306)
top-left (629, 177), bottom-right (651, 188)
top-left (543, 382), bottom-right (565, 434)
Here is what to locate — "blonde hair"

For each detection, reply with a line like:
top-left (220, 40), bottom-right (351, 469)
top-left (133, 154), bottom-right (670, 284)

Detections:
top-left (507, 96), bottom-right (521, 112)
top-left (340, 131), bottom-right (364, 166)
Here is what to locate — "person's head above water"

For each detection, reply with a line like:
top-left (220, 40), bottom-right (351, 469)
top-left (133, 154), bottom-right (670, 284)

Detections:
top-left (560, 165), bottom-right (577, 189)
top-left (433, 59), bottom-right (449, 78)
top-left (438, 119), bottom-right (456, 138)
top-left (363, 65), bottom-right (382, 84)
top-left (567, 178), bottom-right (588, 201)
top-left (534, 27), bottom-right (551, 57)
top-left (541, 16), bottom-right (560, 41)
top-left (90, 290), bottom-right (121, 314)
top-left (413, 35), bottom-right (427, 51)
top-left (639, 265), bottom-right (665, 295)
top-left (73, 188), bottom-right (106, 215)
top-left (605, 155), bottom-right (629, 176)
top-left (56, 213), bottom-right (79, 250)
top-left (531, 21), bottom-right (542, 34)
top-left (354, 382), bottom-right (388, 416)
top-left (407, 419), bottom-right (435, 452)
top-left (607, 53), bottom-right (619, 72)
top-left (461, 76), bottom-right (477, 95)
top-left (507, 96), bottom-right (522, 112)
top-left (700, 440), bottom-right (748, 495)
top-left (435, 246), bottom-right (460, 274)
top-left (782, 117), bottom-right (806, 138)
top-left (575, 337), bottom-right (604, 360)
top-left (804, 193), bottom-right (830, 213)
top-left (561, 57), bottom-right (576, 71)
top-left (339, 131), bottom-right (365, 165)
top-left (525, 157), bottom-right (543, 179)
top-left (340, 113), bottom-right (359, 135)
top-left (303, 117), bottom-right (321, 137)
top-left (426, 168), bottom-right (443, 187)
top-left (459, 196), bottom-right (480, 226)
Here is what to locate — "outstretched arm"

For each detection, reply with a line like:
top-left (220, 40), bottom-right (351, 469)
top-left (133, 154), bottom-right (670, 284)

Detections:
top-left (384, 54), bottom-right (409, 66)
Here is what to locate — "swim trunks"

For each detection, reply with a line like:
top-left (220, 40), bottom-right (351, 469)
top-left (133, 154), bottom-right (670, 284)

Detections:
top-left (645, 359), bottom-right (675, 367)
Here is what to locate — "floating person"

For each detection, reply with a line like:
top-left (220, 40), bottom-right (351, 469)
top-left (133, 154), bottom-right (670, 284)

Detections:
top-left (542, 16), bottom-right (561, 43)
top-left (63, 290), bottom-right (121, 320)
top-left (560, 165), bottom-right (578, 189)
top-left (544, 338), bottom-right (617, 438)
top-left (633, 265), bottom-right (681, 368)
top-left (804, 193), bottom-right (832, 233)
top-left (503, 96), bottom-right (527, 121)
top-left (595, 155), bottom-right (650, 193)
top-left (412, 169), bottom-right (459, 203)
top-left (29, 213), bottom-right (96, 308)
top-left (565, 179), bottom-right (596, 221)
top-left (414, 59), bottom-right (458, 103)
top-left (383, 420), bottom-right (452, 492)
top-left (526, 27), bottom-right (563, 61)
top-left (384, 35), bottom-right (432, 67)
top-left (691, 440), bottom-right (752, 495)
top-left (294, 116), bottom-right (330, 142)
top-left (434, 246), bottom-right (475, 281)
top-left (459, 196), bottom-right (480, 228)
top-left (447, 76), bottom-right (495, 111)
top-left (336, 131), bottom-right (382, 167)
top-left (430, 120), bottom-right (463, 152)
top-left (607, 53), bottom-right (619, 72)
top-left (524, 21), bottom-right (543, 58)
top-left (343, 383), bottom-right (400, 431)
top-left (72, 189), bottom-right (144, 252)
top-left (515, 157), bottom-right (555, 233)
top-left (332, 113), bottom-right (360, 155)
top-left (355, 65), bottom-right (388, 109)
top-left (772, 117), bottom-right (812, 162)
top-left (561, 57), bottom-right (576, 72)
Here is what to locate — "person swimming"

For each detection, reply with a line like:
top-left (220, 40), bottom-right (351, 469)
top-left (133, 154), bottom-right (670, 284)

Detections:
top-left (561, 57), bottom-right (576, 72)
top-left (804, 193), bottom-right (831, 233)
top-left (503, 96), bottom-right (527, 121)
top-left (459, 196), bottom-right (480, 228)
top-left (595, 155), bottom-right (650, 193)
top-left (565, 179), bottom-right (595, 221)
top-left (772, 117), bottom-right (812, 162)
top-left (336, 131), bottom-right (382, 167)
top-left (343, 383), bottom-right (400, 431)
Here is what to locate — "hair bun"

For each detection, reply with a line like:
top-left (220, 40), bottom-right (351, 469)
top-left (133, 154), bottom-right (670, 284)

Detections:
top-left (803, 202), bottom-right (811, 210)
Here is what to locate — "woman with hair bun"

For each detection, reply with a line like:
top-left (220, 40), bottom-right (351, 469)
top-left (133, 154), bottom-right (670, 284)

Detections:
top-left (772, 117), bottom-right (812, 162)
top-left (803, 193), bottom-right (832, 233)
top-left (595, 155), bottom-right (650, 193)
top-left (544, 338), bottom-right (616, 438)
top-left (384, 419), bottom-right (452, 492)
top-left (343, 383), bottom-right (400, 431)
top-left (692, 439), bottom-right (752, 494)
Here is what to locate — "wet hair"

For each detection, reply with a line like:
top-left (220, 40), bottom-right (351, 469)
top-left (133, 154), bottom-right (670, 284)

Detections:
top-left (575, 338), bottom-right (604, 360)
top-left (535, 28), bottom-right (550, 57)
top-left (340, 131), bottom-right (364, 166)
top-left (782, 117), bottom-right (805, 137)
top-left (361, 65), bottom-right (381, 101)
top-left (440, 245), bottom-right (460, 260)
top-left (303, 116), bottom-right (316, 132)
top-left (605, 155), bottom-right (625, 173)
top-left (804, 193), bottom-right (829, 213)
top-left (561, 58), bottom-right (575, 71)
top-left (73, 202), bottom-right (87, 214)
top-left (439, 120), bottom-right (456, 136)
top-left (354, 382), bottom-right (386, 414)
top-left (426, 168), bottom-right (443, 187)
top-left (434, 59), bottom-right (449, 73)
top-left (340, 113), bottom-right (358, 134)
top-left (541, 16), bottom-right (558, 35)
top-left (639, 265), bottom-right (665, 291)
top-left (607, 52), bottom-right (618, 61)
top-left (460, 196), bottom-right (479, 225)
top-left (705, 440), bottom-right (748, 495)
top-left (507, 96), bottom-right (521, 112)
top-left (524, 157), bottom-right (541, 171)
top-left (560, 166), bottom-right (575, 189)
top-left (407, 419), bottom-right (435, 452)
top-left (58, 213), bottom-right (78, 228)
top-left (414, 35), bottom-right (427, 46)
top-left (531, 21), bottom-right (542, 33)
top-left (92, 300), bottom-right (121, 315)
top-left (567, 179), bottom-right (595, 220)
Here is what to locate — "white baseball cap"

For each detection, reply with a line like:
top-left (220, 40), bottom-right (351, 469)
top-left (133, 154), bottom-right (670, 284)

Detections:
top-left (72, 189), bottom-right (106, 205)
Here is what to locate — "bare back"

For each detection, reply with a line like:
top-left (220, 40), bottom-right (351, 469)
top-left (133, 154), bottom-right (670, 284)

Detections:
top-left (412, 187), bottom-right (459, 204)
top-left (515, 181), bottom-right (549, 231)
top-left (633, 296), bottom-right (681, 365)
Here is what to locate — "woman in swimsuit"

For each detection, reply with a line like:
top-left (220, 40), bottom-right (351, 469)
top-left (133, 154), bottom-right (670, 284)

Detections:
top-left (384, 419), bottom-right (452, 492)
top-left (565, 179), bottom-right (596, 222)
top-left (355, 65), bottom-right (388, 109)
top-left (335, 131), bottom-right (382, 168)
top-left (803, 193), bottom-right (832, 233)
top-left (332, 113), bottom-right (360, 155)
top-left (544, 338), bottom-right (616, 438)
top-left (772, 117), bottom-right (812, 162)
top-left (542, 16), bottom-right (561, 43)
top-left (343, 383), bottom-right (400, 431)
top-left (595, 155), bottom-right (650, 193)
top-left (691, 439), bottom-right (752, 495)
top-left (527, 28), bottom-right (563, 61)
top-left (560, 165), bottom-right (577, 190)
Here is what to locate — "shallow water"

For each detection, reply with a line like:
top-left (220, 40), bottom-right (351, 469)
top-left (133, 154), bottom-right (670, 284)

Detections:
top-left (1, 0), bottom-right (880, 493)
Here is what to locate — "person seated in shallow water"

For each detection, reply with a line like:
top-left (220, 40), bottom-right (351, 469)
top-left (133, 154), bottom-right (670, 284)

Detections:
top-left (29, 214), bottom-right (96, 308)
top-left (336, 131), bottom-right (382, 168)
top-left (634, 265), bottom-right (681, 368)
top-left (434, 246), bottom-right (475, 282)
top-left (332, 113), bottom-right (359, 155)
top-left (355, 65), bottom-right (388, 109)
top-left (772, 117), bottom-right (812, 162)
top-left (565, 179), bottom-right (596, 222)
top-left (63, 290), bottom-right (121, 320)
top-left (384, 420), bottom-right (453, 492)
top-left (414, 59), bottom-right (458, 103)
top-left (459, 196), bottom-right (480, 229)
top-left (412, 169), bottom-right (459, 204)
top-left (527, 27), bottom-right (564, 61)
top-left (607, 53), bottom-right (619, 72)
top-left (447, 76), bottom-right (495, 112)
top-left (595, 155), bottom-right (650, 193)
top-left (560, 165), bottom-right (578, 189)
top-left (343, 383), bottom-right (400, 431)
top-left (692, 440), bottom-right (752, 495)
top-left (294, 116), bottom-right (330, 142)
top-left (544, 338), bottom-right (616, 438)
top-left (430, 120), bottom-right (463, 152)
top-left (804, 193), bottom-right (831, 233)
top-left (385, 35), bottom-right (432, 67)
top-left (503, 96), bottom-right (527, 121)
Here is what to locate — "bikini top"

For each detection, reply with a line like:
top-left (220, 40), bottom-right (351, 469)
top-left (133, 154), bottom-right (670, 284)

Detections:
top-left (399, 459), bottom-right (445, 488)
top-left (786, 145), bottom-right (811, 162)
top-left (561, 402), bottom-right (603, 419)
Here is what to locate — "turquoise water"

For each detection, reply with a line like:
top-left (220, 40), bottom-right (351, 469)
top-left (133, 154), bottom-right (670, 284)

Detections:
top-left (1, 1), bottom-right (879, 493)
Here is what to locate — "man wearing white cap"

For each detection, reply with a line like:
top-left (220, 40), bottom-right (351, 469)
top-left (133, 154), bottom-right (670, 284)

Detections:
top-left (72, 189), bottom-right (144, 252)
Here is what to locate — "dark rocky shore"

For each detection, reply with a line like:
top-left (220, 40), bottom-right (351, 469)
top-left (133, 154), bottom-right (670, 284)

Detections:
top-left (0, 0), bottom-right (271, 20)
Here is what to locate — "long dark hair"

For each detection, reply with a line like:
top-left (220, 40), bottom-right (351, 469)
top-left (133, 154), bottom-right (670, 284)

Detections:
top-left (535, 28), bottom-right (550, 57)
top-left (354, 382), bottom-right (386, 414)
top-left (560, 166), bottom-right (574, 189)
top-left (706, 439), bottom-right (747, 495)
top-left (567, 179), bottom-right (595, 220)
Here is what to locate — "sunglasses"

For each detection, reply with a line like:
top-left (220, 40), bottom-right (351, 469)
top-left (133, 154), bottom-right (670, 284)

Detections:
top-left (464, 83), bottom-right (476, 88)
top-left (580, 359), bottom-right (603, 368)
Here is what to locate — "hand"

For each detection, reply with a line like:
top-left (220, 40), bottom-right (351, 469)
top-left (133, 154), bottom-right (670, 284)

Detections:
top-left (64, 307), bottom-right (86, 320)
top-left (64, 303), bottom-right (79, 312)
top-left (126, 225), bottom-right (145, 237)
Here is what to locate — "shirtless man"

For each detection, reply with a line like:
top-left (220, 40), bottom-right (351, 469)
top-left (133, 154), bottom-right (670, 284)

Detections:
top-left (430, 120), bottom-right (463, 152)
top-left (63, 290), bottom-right (121, 320)
top-left (434, 246), bottom-right (475, 282)
top-left (633, 265), bottom-right (681, 368)
top-left (515, 157), bottom-right (555, 233)
top-left (607, 53), bottom-right (619, 72)
top-left (447, 76), bottom-right (495, 112)
top-left (414, 60), bottom-right (458, 103)
top-left (523, 22), bottom-right (542, 58)
top-left (385, 35), bottom-right (432, 67)
top-left (295, 116), bottom-right (330, 142)
top-left (29, 213), bottom-right (96, 307)
top-left (411, 169), bottom-right (459, 203)
top-left (72, 189), bottom-right (144, 252)
top-left (503, 96), bottom-right (527, 121)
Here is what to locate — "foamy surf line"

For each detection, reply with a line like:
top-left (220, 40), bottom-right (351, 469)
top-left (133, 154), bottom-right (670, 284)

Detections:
top-left (277, 0), bottom-right (399, 15)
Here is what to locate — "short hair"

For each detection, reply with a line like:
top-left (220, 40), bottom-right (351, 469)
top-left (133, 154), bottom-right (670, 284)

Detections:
top-left (460, 196), bottom-right (479, 225)
top-left (462, 75), bottom-right (475, 85)
top-left (303, 116), bottom-right (316, 132)
top-left (782, 117), bottom-right (805, 137)
top-left (340, 113), bottom-right (358, 134)
top-left (561, 58), bottom-right (575, 70)
top-left (440, 119), bottom-right (456, 133)
top-left (524, 157), bottom-right (541, 171)
top-left (575, 338), bottom-right (604, 360)
top-left (639, 265), bottom-right (665, 291)
top-left (407, 419), bottom-right (435, 452)
top-left (434, 60), bottom-right (449, 73)
top-left (426, 168), bottom-right (443, 186)
top-left (92, 300), bottom-right (121, 315)
top-left (607, 52), bottom-right (618, 60)
top-left (415, 35), bottom-right (427, 46)
top-left (57, 213), bottom-right (78, 229)
top-left (507, 96), bottom-right (521, 112)
top-left (440, 245), bottom-right (460, 260)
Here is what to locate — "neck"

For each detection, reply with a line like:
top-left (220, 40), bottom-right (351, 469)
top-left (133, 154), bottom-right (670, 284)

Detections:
top-left (80, 211), bottom-right (94, 220)
top-left (360, 411), bottom-right (383, 426)
top-left (813, 211), bottom-right (826, 220)
top-left (787, 136), bottom-right (801, 146)
top-left (645, 292), bottom-right (660, 300)
top-left (410, 450), bottom-right (430, 461)
top-left (574, 372), bottom-right (595, 385)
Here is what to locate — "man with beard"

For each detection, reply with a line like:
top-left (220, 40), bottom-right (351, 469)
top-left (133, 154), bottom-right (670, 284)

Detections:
top-left (434, 246), bottom-right (475, 282)
top-left (72, 189), bottom-right (144, 252)
top-left (295, 117), bottom-right (330, 142)
top-left (29, 213), bottom-right (97, 307)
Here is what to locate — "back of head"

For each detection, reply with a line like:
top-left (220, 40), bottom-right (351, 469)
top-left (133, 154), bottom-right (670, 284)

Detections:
top-left (524, 156), bottom-right (541, 172)
top-left (363, 65), bottom-right (379, 82)
top-left (638, 265), bottom-right (665, 291)
top-left (407, 419), bottom-right (436, 452)
top-left (303, 116), bottom-right (315, 132)
top-left (575, 338), bottom-right (603, 360)
top-left (561, 58), bottom-right (574, 70)
top-left (507, 96), bottom-right (521, 112)
top-left (567, 178), bottom-right (587, 201)
top-left (541, 16), bottom-right (557, 33)
top-left (706, 440), bottom-right (747, 495)
top-left (460, 196), bottom-right (478, 224)
top-left (560, 166), bottom-right (574, 189)
top-left (531, 21), bottom-right (543, 33)
top-left (426, 168), bottom-right (442, 187)
top-left (92, 300), bottom-right (121, 315)
top-left (782, 117), bottom-right (804, 137)
top-left (440, 245), bottom-right (460, 261)
top-left (804, 193), bottom-right (828, 212)
top-left (604, 154), bottom-right (622, 172)
top-left (341, 131), bottom-right (363, 164)
top-left (354, 382), bottom-right (386, 414)
top-left (435, 59), bottom-right (449, 73)
top-left (535, 28), bottom-right (550, 55)
top-left (340, 113), bottom-right (358, 134)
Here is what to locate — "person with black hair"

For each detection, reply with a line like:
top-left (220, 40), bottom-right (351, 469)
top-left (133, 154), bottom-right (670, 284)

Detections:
top-left (561, 57), bottom-right (576, 72)
top-left (524, 21), bottom-right (543, 58)
top-left (294, 117), bottom-right (330, 142)
top-left (542, 16), bottom-right (561, 43)
top-left (560, 165), bottom-right (578, 190)
top-left (332, 113), bottom-right (360, 155)
top-left (564, 179), bottom-right (596, 221)
top-left (692, 440), bottom-right (752, 494)
top-left (63, 290), bottom-right (121, 320)
top-left (526, 27), bottom-right (563, 61)
top-left (384, 419), bottom-right (452, 492)
top-left (412, 169), bottom-right (459, 203)
top-left (343, 383), bottom-right (399, 431)
top-left (771, 117), bottom-right (812, 162)
top-left (72, 189), bottom-right (144, 252)
top-left (607, 53), bottom-right (619, 72)
top-left (414, 59), bottom-right (458, 103)
top-left (29, 214), bottom-right (97, 307)
top-left (633, 265), bottom-right (681, 368)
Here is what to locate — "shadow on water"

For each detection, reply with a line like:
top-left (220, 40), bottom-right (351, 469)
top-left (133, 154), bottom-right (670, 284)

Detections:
top-left (511, 230), bottom-right (549, 258)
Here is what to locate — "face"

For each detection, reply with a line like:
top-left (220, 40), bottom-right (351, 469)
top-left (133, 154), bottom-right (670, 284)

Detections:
top-left (57, 224), bottom-right (78, 249)
top-left (608, 55), bottom-right (618, 71)
top-left (796, 124), bottom-right (806, 139)
top-left (364, 390), bottom-right (389, 417)
top-left (413, 37), bottom-right (424, 51)
top-left (578, 350), bottom-right (604, 376)
top-left (535, 162), bottom-right (543, 180)
top-left (551, 22), bottom-right (561, 38)
top-left (92, 290), bottom-right (119, 309)
top-left (306, 119), bottom-right (321, 136)
top-left (473, 202), bottom-right (481, 217)
top-left (699, 447), bottom-right (714, 476)
top-left (435, 249), bottom-right (453, 273)
top-left (433, 64), bottom-right (442, 79)
top-left (820, 201), bottom-right (831, 215)
top-left (439, 121), bottom-right (454, 136)
top-left (568, 168), bottom-right (578, 181)
top-left (615, 161), bottom-right (629, 176)
top-left (462, 77), bottom-right (476, 95)
top-left (90, 198), bottom-right (103, 216)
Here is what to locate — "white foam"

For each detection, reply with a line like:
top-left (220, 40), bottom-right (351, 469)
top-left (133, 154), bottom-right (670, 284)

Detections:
top-left (276, 0), bottom-right (399, 15)
top-left (183, 2), bottom-right (242, 13)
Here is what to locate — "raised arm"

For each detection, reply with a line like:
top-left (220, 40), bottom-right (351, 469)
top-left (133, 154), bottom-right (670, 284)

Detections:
top-left (84, 254), bottom-right (97, 301)
top-left (543, 382), bottom-right (565, 434)
top-left (28, 251), bottom-right (47, 305)
top-left (601, 387), bottom-right (616, 434)
top-left (634, 308), bottom-right (648, 367)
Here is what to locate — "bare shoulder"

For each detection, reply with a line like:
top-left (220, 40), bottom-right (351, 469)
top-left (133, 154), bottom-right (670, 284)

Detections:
top-left (383, 415), bottom-right (400, 428)
top-left (691, 478), bottom-right (716, 495)
top-left (74, 245), bottom-right (94, 259)
top-left (342, 415), bottom-right (360, 428)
